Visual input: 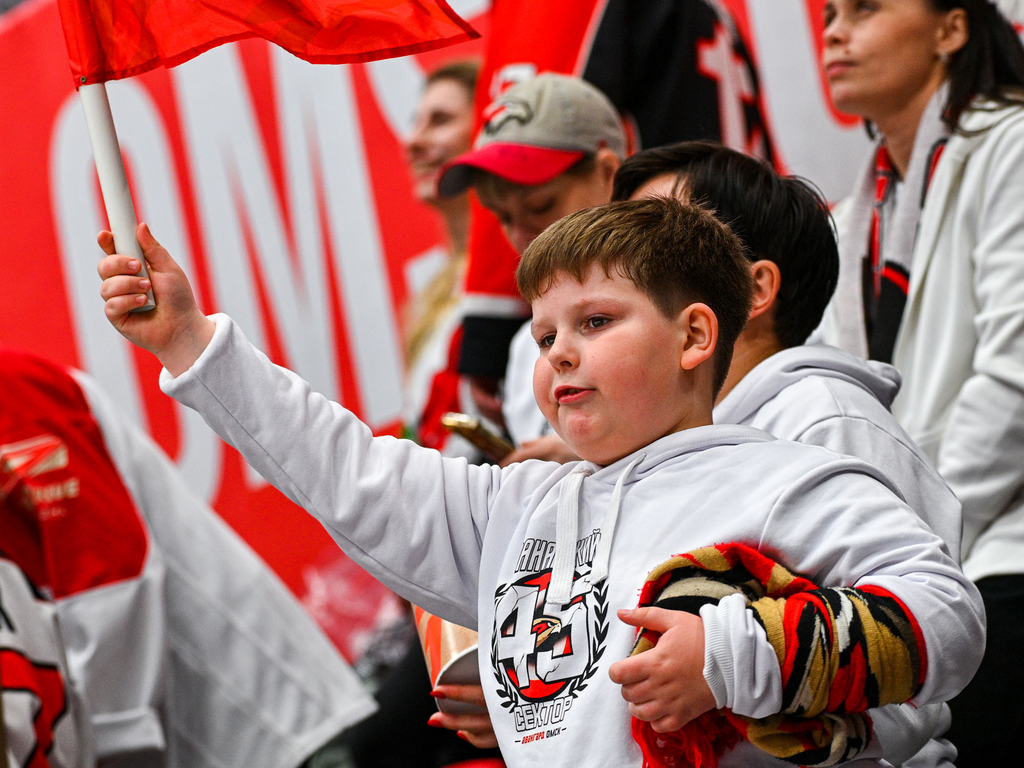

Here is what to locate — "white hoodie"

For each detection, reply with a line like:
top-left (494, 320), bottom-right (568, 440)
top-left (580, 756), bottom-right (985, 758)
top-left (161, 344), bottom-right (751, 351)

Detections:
top-left (818, 103), bottom-right (1024, 583)
top-left (715, 344), bottom-right (964, 767)
top-left (163, 316), bottom-right (985, 768)
top-left (75, 372), bottom-right (376, 768)
top-left (714, 345), bottom-right (961, 560)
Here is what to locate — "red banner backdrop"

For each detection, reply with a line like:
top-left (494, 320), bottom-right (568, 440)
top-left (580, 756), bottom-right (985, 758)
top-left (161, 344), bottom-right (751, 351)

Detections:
top-left (0, 0), bottom-right (894, 623)
top-left (0, 0), bottom-right (488, 604)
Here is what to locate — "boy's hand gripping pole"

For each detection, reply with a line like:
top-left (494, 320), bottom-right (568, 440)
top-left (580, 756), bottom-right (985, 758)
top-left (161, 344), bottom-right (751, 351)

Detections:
top-left (79, 82), bottom-right (156, 312)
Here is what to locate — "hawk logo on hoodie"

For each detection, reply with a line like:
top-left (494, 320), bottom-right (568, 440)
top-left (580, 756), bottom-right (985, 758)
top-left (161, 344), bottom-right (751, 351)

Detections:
top-left (490, 533), bottom-right (609, 737)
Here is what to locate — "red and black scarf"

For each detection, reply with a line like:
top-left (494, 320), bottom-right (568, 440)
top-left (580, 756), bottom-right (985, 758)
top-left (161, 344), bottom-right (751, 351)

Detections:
top-left (629, 543), bottom-right (926, 768)
top-left (863, 138), bottom-right (946, 363)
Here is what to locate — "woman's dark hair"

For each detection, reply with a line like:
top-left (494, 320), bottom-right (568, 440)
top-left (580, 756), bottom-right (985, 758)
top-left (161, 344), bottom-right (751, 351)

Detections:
top-left (613, 141), bottom-right (839, 349)
top-left (933, 0), bottom-right (1024, 129)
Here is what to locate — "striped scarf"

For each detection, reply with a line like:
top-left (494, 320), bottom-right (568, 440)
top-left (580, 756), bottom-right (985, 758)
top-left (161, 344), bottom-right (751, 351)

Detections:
top-left (629, 543), bottom-right (927, 768)
top-left (863, 135), bottom-right (947, 363)
top-left (831, 82), bottom-right (950, 362)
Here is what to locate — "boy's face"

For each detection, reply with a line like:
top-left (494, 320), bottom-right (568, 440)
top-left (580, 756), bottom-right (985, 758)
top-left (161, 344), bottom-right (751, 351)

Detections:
top-left (530, 265), bottom-right (699, 465)
top-left (476, 167), bottom-right (613, 254)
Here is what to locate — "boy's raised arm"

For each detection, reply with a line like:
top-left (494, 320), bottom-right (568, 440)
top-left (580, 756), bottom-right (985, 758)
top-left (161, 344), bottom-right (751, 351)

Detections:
top-left (98, 223), bottom-right (214, 377)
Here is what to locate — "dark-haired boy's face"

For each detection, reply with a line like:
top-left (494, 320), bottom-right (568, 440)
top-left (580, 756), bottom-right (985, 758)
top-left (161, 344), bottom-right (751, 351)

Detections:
top-left (530, 264), bottom-right (701, 465)
top-left (476, 171), bottom-right (612, 255)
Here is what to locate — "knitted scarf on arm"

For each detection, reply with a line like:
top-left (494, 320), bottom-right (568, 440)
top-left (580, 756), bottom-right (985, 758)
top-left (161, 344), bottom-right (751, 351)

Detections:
top-left (629, 542), bottom-right (927, 768)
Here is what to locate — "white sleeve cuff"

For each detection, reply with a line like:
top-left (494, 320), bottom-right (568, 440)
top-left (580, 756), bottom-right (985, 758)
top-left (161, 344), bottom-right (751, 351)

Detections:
top-left (870, 702), bottom-right (953, 766)
top-left (159, 313), bottom-right (231, 391)
top-left (92, 706), bottom-right (166, 759)
top-left (701, 592), bottom-right (783, 719)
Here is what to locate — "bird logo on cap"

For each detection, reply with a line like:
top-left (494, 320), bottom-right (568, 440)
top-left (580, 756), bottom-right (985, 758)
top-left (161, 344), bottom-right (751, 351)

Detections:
top-left (483, 98), bottom-right (533, 135)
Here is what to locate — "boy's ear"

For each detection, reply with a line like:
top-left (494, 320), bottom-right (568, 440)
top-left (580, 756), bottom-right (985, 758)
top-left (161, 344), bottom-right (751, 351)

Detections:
top-left (678, 303), bottom-right (718, 372)
top-left (748, 260), bottom-right (782, 321)
top-left (596, 147), bottom-right (622, 188)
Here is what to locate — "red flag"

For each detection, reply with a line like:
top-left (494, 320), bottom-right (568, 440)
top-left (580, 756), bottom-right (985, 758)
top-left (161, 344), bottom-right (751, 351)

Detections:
top-left (57, 0), bottom-right (479, 86)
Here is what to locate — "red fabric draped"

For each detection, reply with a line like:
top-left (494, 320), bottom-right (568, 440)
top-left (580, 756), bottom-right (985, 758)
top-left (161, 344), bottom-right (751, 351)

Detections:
top-left (57, 0), bottom-right (478, 86)
top-left (0, 348), bottom-right (149, 599)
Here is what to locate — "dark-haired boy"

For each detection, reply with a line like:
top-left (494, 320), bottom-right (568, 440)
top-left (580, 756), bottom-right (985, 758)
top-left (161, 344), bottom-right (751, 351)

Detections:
top-left (616, 142), bottom-right (962, 554)
top-left (96, 200), bottom-right (983, 767)
top-left (615, 141), bottom-right (964, 767)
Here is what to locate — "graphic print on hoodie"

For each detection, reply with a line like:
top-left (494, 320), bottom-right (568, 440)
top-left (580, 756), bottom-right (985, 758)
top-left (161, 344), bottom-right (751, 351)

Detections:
top-left (490, 528), bottom-right (609, 739)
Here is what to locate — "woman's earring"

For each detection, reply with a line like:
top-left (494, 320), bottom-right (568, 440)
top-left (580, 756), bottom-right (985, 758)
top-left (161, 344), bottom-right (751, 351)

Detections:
top-left (940, 52), bottom-right (951, 65)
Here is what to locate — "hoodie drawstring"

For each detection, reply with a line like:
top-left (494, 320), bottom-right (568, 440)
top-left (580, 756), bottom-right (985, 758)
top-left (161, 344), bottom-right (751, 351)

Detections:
top-left (548, 467), bottom-right (591, 606)
top-left (588, 455), bottom-right (643, 587)
top-left (546, 456), bottom-right (643, 607)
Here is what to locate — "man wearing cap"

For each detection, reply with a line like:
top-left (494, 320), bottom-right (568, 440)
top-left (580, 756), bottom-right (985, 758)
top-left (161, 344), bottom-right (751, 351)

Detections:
top-left (437, 73), bottom-right (627, 441)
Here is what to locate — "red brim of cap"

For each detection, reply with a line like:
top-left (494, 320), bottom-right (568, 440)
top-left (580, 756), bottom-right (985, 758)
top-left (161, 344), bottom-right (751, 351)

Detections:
top-left (437, 143), bottom-right (587, 198)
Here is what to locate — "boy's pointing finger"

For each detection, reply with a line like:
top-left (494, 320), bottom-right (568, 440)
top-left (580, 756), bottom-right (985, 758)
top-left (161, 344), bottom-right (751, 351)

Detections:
top-left (617, 606), bottom-right (677, 633)
top-left (97, 229), bottom-right (116, 256)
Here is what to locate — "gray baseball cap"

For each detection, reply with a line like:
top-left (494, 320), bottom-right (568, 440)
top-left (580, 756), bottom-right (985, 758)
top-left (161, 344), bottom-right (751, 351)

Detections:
top-left (437, 73), bottom-right (626, 198)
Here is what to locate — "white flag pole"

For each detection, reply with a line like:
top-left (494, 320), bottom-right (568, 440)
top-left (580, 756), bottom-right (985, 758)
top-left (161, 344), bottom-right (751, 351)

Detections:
top-left (78, 82), bottom-right (156, 312)
top-left (1, 665), bottom-right (8, 768)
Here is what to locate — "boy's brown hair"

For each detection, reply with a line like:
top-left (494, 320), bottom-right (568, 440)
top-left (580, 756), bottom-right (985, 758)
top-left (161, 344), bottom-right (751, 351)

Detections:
top-left (516, 197), bottom-right (753, 394)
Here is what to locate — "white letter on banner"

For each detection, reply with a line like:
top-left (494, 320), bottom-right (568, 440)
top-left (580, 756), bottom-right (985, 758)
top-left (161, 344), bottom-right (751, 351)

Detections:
top-left (362, 0), bottom-right (489, 138)
top-left (271, 50), bottom-right (404, 427)
top-left (366, 55), bottom-right (424, 141)
top-left (51, 80), bottom-right (220, 501)
top-left (696, 20), bottom-right (755, 154)
top-left (746, 0), bottom-right (870, 200)
top-left (171, 46), bottom-right (342, 415)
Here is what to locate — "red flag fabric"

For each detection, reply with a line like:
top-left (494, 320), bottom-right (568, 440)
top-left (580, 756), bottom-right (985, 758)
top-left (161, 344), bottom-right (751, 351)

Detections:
top-left (57, 0), bottom-right (478, 86)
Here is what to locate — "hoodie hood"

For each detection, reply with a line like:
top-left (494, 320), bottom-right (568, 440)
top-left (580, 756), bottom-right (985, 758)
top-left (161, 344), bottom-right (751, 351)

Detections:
top-left (582, 424), bottom-right (777, 485)
top-left (545, 424), bottom-right (774, 606)
top-left (715, 345), bottom-right (901, 427)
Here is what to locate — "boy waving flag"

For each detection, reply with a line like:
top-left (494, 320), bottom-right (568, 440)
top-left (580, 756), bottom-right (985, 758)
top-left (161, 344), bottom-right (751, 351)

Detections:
top-left (55, 0), bottom-right (476, 314)
top-left (96, 199), bottom-right (985, 767)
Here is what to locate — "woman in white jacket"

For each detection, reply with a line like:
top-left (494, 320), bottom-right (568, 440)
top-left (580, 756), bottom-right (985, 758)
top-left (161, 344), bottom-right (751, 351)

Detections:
top-left (816, 2), bottom-right (1024, 764)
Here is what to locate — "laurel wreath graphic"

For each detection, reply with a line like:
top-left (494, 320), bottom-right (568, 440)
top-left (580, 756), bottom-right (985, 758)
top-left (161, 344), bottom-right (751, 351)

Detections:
top-left (490, 576), bottom-right (609, 709)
